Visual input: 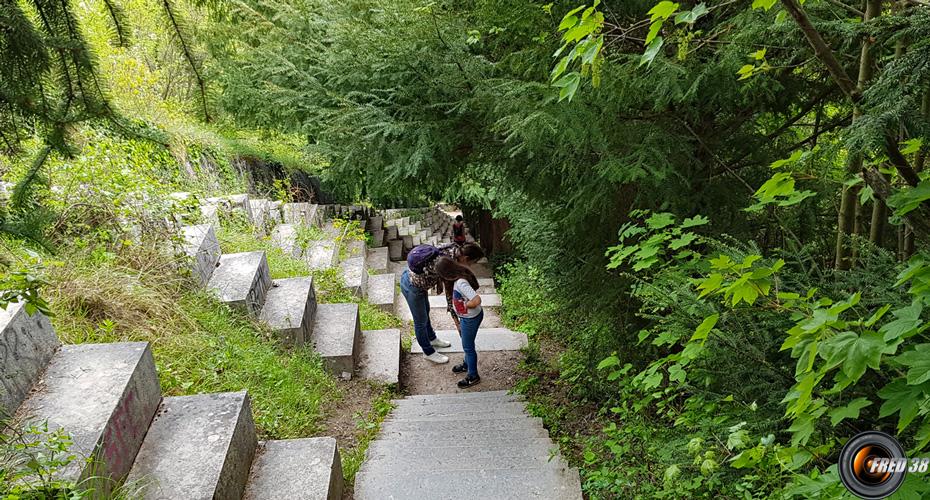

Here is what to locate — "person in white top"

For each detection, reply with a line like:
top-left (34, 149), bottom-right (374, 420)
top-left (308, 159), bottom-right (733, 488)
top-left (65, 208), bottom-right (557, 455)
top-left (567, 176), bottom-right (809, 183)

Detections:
top-left (436, 259), bottom-right (483, 388)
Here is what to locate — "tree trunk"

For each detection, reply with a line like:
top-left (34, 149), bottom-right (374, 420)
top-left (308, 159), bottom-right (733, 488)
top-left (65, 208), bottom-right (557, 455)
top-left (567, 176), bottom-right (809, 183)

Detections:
top-left (833, 0), bottom-right (881, 270)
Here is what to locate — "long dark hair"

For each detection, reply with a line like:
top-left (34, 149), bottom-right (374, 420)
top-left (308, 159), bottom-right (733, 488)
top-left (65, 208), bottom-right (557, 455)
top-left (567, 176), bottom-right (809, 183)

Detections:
top-left (458, 243), bottom-right (485, 262)
top-left (435, 257), bottom-right (480, 289)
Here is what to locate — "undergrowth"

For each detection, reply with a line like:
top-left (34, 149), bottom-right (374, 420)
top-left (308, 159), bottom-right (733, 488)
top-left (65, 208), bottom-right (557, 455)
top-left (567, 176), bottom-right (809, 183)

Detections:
top-left (340, 387), bottom-right (397, 487)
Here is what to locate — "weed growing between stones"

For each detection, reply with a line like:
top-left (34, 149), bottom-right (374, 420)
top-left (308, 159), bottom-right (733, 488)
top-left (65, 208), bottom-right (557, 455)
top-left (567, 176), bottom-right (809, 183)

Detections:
top-left (339, 388), bottom-right (397, 488)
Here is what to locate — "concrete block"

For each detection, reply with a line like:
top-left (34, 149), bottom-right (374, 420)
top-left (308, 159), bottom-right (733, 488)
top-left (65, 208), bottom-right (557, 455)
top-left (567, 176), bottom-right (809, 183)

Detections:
top-left (207, 251), bottom-right (272, 316)
top-left (271, 223), bottom-right (300, 258)
top-left (206, 194), bottom-right (253, 223)
top-left (249, 199), bottom-right (270, 234)
top-left (310, 303), bottom-right (361, 375)
top-left (357, 329), bottom-right (401, 385)
top-left (284, 202), bottom-right (316, 225)
top-left (15, 342), bottom-right (161, 485)
top-left (128, 391), bottom-right (256, 500)
top-left (401, 235), bottom-right (414, 251)
top-left (260, 277), bottom-right (316, 347)
top-left (200, 204), bottom-right (220, 226)
top-left (1, 302), bottom-right (60, 415)
top-left (366, 247), bottom-right (389, 273)
top-left (244, 437), bottom-right (343, 500)
top-left (339, 257), bottom-right (368, 297)
top-left (347, 239), bottom-right (366, 258)
top-left (181, 224), bottom-right (221, 286)
top-left (370, 229), bottom-right (385, 247)
top-left (411, 233), bottom-right (422, 246)
top-left (388, 240), bottom-right (403, 261)
top-left (366, 274), bottom-right (395, 313)
top-left (410, 328), bottom-right (527, 353)
top-left (367, 216), bottom-right (384, 231)
top-left (306, 240), bottom-right (339, 270)
top-left (385, 226), bottom-right (398, 241)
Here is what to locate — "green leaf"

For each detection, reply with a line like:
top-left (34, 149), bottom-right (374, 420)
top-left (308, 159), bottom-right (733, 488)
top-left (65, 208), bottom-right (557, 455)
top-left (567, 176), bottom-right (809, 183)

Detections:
top-left (895, 344), bottom-right (930, 385)
top-left (752, 0), bottom-right (777, 10)
top-left (553, 72), bottom-right (582, 102)
top-left (901, 138), bottom-right (924, 155)
top-left (668, 232), bottom-right (697, 250)
top-left (690, 313), bottom-right (719, 344)
top-left (888, 180), bottom-right (930, 217)
top-left (597, 354), bottom-right (620, 370)
top-left (880, 302), bottom-right (924, 342)
top-left (829, 398), bottom-right (872, 426)
top-left (824, 331), bottom-right (885, 382)
top-left (879, 379), bottom-right (930, 432)
top-left (550, 55), bottom-right (571, 81)
top-left (647, 1), bottom-right (679, 22)
top-left (680, 215), bottom-right (709, 228)
top-left (674, 3), bottom-right (708, 24)
top-left (640, 36), bottom-right (664, 66)
top-left (644, 212), bottom-right (675, 229)
top-left (558, 5), bottom-right (586, 31)
top-left (646, 20), bottom-right (663, 45)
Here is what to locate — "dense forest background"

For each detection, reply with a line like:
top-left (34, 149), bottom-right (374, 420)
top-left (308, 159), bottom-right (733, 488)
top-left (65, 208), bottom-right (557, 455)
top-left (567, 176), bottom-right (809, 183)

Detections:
top-left (3, 0), bottom-right (930, 497)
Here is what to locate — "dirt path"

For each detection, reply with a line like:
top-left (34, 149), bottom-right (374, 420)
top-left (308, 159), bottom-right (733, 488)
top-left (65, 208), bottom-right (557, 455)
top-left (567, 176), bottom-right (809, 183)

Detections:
top-left (399, 349), bottom-right (523, 395)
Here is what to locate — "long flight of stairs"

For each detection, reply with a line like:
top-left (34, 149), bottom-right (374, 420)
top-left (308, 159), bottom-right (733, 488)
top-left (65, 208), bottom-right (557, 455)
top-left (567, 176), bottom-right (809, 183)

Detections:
top-left (354, 391), bottom-right (582, 500)
top-left (2, 198), bottom-right (583, 498)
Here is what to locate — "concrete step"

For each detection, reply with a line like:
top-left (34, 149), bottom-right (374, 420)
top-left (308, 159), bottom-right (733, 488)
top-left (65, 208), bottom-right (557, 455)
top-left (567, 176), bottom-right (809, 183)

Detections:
top-left (1, 302), bottom-right (60, 414)
top-left (249, 199), bottom-right (274, 234)
top-left (377, 427), bottom-right (549, 443)
top-left (271, 223), bottom-right (300, 258)
top-left (283, 202), bottom-right (320, 226)
top-left (396, 390), bottom-right (519, 403)
top-left (428, 293), bottom-right (501, 309)
top-left (367, 215), bottom-right (384, 231)
top-left (205, 194), bottom-right (253, 223)
top-left (365, 438), bottom-right (558, 457)
top-left (362, 453), bottom-right (567, 472)
top-left (14, 342), bottom-right (161, 485)
top-left (366, 247), bottom-right (389, 272)
top-left (380, 416), bottom-right (544, 434)
top-left (357, 329), bottom-right (401, 385)
top-left (355, 464), bottom-right (582, 500)
top-left (306, 240), bottom-right (339, 269)
top-left (244, 437), bottom-right (343, 500)
top-left (409, 328), bottom-right (528, 354)
top-left (388, 239), bottom-right (403, 261)
top-left (309, 303), bottom-right (361, 376)
top-left (366, 273), bottom-right (395, 313)
top-left (181, 224), bottom-right (221, 286)
top-left (340, 257), bottom-right (368, 297)
top-left (260, 277), bottom-right (316, 347)
top-left (389, 401), bottom-right (528, 419)
top-left (127, 391), bottom-right (257, 500)
top-left (207, 251), bottom-right (272, 316)
top-left (370, 229), bottom-right (385, 247)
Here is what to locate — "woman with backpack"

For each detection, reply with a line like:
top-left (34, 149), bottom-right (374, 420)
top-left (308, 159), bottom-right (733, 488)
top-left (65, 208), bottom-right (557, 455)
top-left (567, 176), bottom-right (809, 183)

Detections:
top-left (400, 243), bottom-right (485, 364)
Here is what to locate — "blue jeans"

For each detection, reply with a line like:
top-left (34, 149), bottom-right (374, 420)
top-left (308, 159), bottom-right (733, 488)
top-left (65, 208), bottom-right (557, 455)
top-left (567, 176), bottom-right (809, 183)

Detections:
top-left (400, 269), bottom-right (437, 355)
top-left (459, 310), bottom-right (483, 378)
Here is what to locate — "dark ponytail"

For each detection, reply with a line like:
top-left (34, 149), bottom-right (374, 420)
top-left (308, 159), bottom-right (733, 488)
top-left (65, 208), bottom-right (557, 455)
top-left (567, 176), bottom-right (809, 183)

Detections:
top-left (435, 257), bottom-right (480, 289)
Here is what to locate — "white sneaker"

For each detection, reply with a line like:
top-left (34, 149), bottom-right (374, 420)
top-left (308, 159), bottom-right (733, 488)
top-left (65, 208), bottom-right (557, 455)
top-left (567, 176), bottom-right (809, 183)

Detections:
top-left (424, 352), bottom-right (449, 364)
top-left (430, 338), bottom-right (452, 348)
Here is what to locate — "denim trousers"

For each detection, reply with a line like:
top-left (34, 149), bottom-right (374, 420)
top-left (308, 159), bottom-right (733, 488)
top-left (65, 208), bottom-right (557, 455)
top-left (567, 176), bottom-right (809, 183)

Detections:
top-left (400, 269), bottom-right (437, 355)
top-left (458, 310), bottom-right (484, 378)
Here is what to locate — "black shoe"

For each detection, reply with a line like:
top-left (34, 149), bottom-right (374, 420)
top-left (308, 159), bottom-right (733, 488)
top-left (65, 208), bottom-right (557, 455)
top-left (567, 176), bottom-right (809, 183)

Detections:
top-left (452, 362), bottom-right (468, 374)
top-left (457, 375), bottom-right (481, 389)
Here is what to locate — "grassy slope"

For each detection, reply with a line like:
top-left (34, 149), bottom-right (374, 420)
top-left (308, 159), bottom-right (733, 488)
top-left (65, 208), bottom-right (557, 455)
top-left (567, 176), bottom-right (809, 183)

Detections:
top-left (40, 218), bottom-right (399, 447)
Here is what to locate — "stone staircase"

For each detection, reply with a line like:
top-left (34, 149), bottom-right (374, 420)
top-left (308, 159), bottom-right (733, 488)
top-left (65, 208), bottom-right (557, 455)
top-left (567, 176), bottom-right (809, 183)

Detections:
top-left (0, 300), bottom-right (343, 499)
top-left (179, 194), bottom-right (401, 383)
top-left (354, 391), bottom-right (582, 500)
top-left (2, 199), bottom-right (582, 498)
